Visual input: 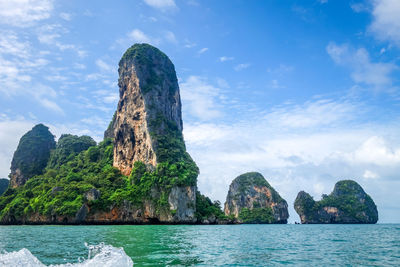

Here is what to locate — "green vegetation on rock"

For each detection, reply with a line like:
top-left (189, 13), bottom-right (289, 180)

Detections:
top-left (195, 191), bottom-right (225, 221)
top-left (47, 134), bottom-right (96, 169)
top-left (234, 172), bottom-right (283, 202)
top-left (10, 124), bottom-right (56, 187)
top-left (148, 113), bottom-right (198, 187)
top-left (294, 180), bottom-right (378, 224)
top-left (239, 207), bottom-right (274, 224)
top-left (225, 172), bottom-right (289, 224)
top-left (0, 138), bottom-right (127, 219)
top-left (0, 179), bottom-right (9, 196)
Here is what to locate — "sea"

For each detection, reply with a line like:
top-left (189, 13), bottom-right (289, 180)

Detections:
top-left (0, 224), bottom-right (399, 266)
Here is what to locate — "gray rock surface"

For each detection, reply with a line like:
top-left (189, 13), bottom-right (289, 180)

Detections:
top-left (85, 188), bottom-right (101, 202)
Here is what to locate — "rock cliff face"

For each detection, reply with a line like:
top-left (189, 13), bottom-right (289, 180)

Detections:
top-left (9, 124), bottom-right (56, 188)
top-left (294, 180), bottom-right (378, 224)
top-left (110, 44), bottom-right (182, 176)
top-left (224, 172), bottom-right (289, 223)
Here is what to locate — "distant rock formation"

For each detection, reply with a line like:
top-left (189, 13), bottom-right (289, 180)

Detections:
top-left (224, 172), bottom-right (289, 223)
top-left (0, 179), bottom-right (9, 196)
top-left (10, 124), bottom-right (56, 188)
top-left (294, 180), bottom-right (378, 224)
top-left (109, 43), bottom-right (183, 176)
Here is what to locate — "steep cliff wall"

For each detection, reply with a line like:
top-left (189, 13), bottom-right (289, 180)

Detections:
top-left (224, 172), bottom-right (289, 224)
top-left (294, 180), bottom-right (378, 224)
top-left (111, 44), bottom-right (183, 176)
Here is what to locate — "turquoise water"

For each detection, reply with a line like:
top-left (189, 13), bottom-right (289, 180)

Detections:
top-left (0, 224), bottom-right (399, 266)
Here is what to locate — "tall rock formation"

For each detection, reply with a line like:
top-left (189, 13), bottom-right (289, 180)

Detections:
top-left (10, 124), bottom-right (56, 188)
top-left (104, 43), bottom-right (198, 223)
top-left (294, 180), bottom-right (378, 224)
top-left (110, 43), bottom-right (183, 176)
top-left (224, 172), bottom-right (289, 223)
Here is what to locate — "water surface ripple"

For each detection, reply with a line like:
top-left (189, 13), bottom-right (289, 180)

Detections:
top-left (0, 224), bottom-right (399, 266)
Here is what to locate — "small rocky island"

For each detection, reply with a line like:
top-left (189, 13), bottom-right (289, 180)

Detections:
top-left (224, 172), bottom-right (289, 223)
top-left (294, 180), bottom-right (378, 224)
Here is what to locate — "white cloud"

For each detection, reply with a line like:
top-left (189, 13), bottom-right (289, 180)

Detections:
top-left (370, 0), bottom-right (400, 46)
top-left (270, 79), bottom-right (284, 89)
top-left (115, 29), bottom-right (160, 48)
top-left (128, 29), bottom-right (151, 43)
top-left (0, 32), bottom-right (63, 113)
top-left (96, 59), bottom-right (114, 72)
top-left (59, 12), bottom-right (72, 21)
top-left (352, 136), bottom-right (400, 166)
top-left (267, 64), bottom-right (294, 74)
top-left (0, 31), bottom-right (30, 58)
top-left (266, 98), bottom-right (359, 129)
top-left (0, 0), bottom-right (53, 27)
top-left (37, 24), bottom-right (86, 57)
top-left (216, 78), bottom-right (229, 89)
top-left (318, 0), bottom-right (328, 4)
top-left (327, 42), bottom-right (397, 87)
top-left (234, 63), bottom-right (251, 71)
top-left (38, 98), bottom-right (64, 114)
top-left (184, 39), bottom-right (196, 48)
top-left (180, 76), bottom-right (223, 121)
top-left (164, 31), bottom-right (178, 44)
top-left (363, 170), bottom-right (379, 179)
top-left (143, 0), bottom-right (177, 10)
top-left (31, 85), bottom-right (64, 114)
top-left (197, 47), bottom-right (208, 54)
top-left (219, 56), bottom-right (234, 62)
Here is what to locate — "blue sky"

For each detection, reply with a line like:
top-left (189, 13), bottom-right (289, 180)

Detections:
top-left (0, 0), bottom-right (400, 223)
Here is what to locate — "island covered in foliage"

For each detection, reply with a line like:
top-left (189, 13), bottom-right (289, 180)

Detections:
top-left (294, 180), bottom-right (378, 224)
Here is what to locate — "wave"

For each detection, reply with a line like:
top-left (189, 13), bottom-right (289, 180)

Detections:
top-left (0, 243), bottom-right (133, 267)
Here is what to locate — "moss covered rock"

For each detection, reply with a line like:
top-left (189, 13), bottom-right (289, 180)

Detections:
top-left (224, 172), bottom-right (289, 224)
top-left (47, 134), bottom-right (96, 169)
top-left (294, 180), bottom-right (378, 224)
top-left (9, 124), bottom-right (56, 188)
top-left (0, 179), bottom-right (9, 196)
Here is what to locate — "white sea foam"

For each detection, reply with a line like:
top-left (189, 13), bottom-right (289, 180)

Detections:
top-left (0, 243), bottom-right (133, 267)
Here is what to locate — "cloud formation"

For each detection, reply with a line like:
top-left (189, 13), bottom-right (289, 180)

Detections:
top-left (370, 0), bottom-right (400, 46)
top-left (234, 63), bottom-right (251, 71)
top-left (327, 42), bottom-right (397, 87)
top-left (0, 0), bottom-right (53, 27)
top-left (143, 0), bottom-right (177, 11)
top-left (180, 76), bottom-right (224, 121)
